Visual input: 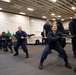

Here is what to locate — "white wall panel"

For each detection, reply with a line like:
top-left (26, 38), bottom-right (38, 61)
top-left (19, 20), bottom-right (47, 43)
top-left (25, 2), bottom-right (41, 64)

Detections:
top-left (0, 12), bottom-right (30, 34)
top-left (29, 18), bottom-right (46, 36)
top-left (63, 21), bottom-right (70, 30)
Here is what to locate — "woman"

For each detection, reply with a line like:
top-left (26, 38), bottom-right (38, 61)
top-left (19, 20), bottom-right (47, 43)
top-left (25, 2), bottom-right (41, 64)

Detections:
top-left (39, 24), bottom-right (72, 70)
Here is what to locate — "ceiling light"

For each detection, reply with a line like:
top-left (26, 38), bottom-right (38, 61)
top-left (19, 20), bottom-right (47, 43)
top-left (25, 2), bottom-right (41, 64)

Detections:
top-left (61, 19), bottom-right (64, 21)
top-left (27, 8), bottom-right (34, 11)
top-left (51, 13), bottom-right (55, 16)
top-left (71, 6), bottom-right (76, 10)
top-left (42, 16), bottom-right (47, 19)
top-left (0, 8), bottom-right (2, 10)
top-left (52, 18), bottom-right (56, 20)
top-left (70, 17), bottom-right (72, 19)
top-left (1, 0), bottom-right (11, 3)
top-left (49, 0), bottom-right (57, 3)
top-left (19, 12), bottom-right (25, 15)
top-left (57, 15), bottom-right (61, 18)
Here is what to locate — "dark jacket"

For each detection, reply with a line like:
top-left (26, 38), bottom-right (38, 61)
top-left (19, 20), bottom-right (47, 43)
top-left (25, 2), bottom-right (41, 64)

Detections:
top-left (43, 23), bottom-right (51, 36)
top-left (56, 22), bottom-right (65, 33)
top-left (47, 31), bottom-right (66, 46)
top-left (15, 30), bottom-right (27, 42)
top-left (69, 19), bottom-right (76, 35)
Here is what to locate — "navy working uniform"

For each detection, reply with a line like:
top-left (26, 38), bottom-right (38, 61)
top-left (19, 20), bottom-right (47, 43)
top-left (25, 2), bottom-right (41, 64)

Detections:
top-left (56, 22), bottom-right (66, 48)
top-left (14, 30), bottom-right (29, 58)
top-left (1, 32), bottom-right (13, 53)
top-left (69, 19), bottom-right (76, 58)
top-left (39, 31), bottom-right (72, 70)
top-left (43, 23), bottom-right (51, 44)
top-left (0, 35), bottom-right (2, 49)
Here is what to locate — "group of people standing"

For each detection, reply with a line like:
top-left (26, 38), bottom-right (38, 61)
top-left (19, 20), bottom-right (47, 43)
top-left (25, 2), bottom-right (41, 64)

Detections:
top-left (0, 14), bottom-right (76, 72)
top-left (40, 14), bottom-right (76, 72)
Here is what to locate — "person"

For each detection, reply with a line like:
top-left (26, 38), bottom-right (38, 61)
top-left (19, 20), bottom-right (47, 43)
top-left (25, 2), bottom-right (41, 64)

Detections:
top-left (0, 34), bottom-right (2, 50)
top-left (43, 19), bottom-right (51, 44)
top-left (56, 19), bottom-right (66, 57)
top-left (1, 32), bottom-right (13, 53)
top-left (6, 30), bottom-right (12, 38)
top-left (39, 24), bottom-right (72, 70)
top-left (14, 26), bottom-right (29, 58)
top-left (43, 19), bottom-right (52, 53)
top-left (69, 14), bottom-right (76, 58)
top-left (74, 67), bottom-right (76, 73)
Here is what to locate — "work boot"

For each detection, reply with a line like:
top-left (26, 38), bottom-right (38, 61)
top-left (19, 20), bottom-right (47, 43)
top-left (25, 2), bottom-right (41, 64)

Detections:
top-left (4, 49), bottom-right (8, 52)
top-left (25, 54), bottom-right (29, 58)
top-left (65, 62), bottom-right (72, 69)
top-left (14, 52), bottom-right (19, 56)
top-left (39, 61), bottom-right (43, 70)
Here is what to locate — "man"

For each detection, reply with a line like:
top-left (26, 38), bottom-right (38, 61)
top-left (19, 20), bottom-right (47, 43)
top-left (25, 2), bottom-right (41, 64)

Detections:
top-left (43, 19), bottom-right (52, 53)
top-left (69, 14), bottom-right (76, 58)
top-left (56, 19), bottom-right (66, 57)
top-left (7, 30), bottom-right (12, 38)
top-left (43, 19), bottom-right (51, 44)
top-left (1, 32), bottom-right (13, 53)
top-left (14, 26), bottom-right (29, 58)
top-left (39, 24), bottom-right (72, 70)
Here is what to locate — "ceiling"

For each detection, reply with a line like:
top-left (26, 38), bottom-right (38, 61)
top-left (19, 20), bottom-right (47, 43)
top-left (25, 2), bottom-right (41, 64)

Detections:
top-left (0, 0), bottom-right (76, 21)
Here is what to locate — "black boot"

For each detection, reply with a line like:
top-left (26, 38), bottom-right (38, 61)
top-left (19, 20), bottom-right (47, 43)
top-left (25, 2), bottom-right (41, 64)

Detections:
top-left (74, 67), bottom-right (76, 73)
top-left (39, 61), bottom-right (43, 70)
top-left (65, 62), bottom-right (72, 69)
top-left (25, 54), bottom-right (29, 58)
top-left (14, 52), bottom-right (19, 56)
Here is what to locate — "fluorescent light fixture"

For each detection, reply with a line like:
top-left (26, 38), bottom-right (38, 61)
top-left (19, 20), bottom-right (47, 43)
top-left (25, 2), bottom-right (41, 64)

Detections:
top-left (52, 18), bottom-right (56, 20)
top-left (27, 8), bottom-right (34, 11)
top-left (1, 0), bottom-right (10, 2)
top-left (70, 17), bottom-right (72, 19)
top-left (61, 19), bottom-right (64, 21)
top-left (19, 12), bottom-right (25, 15)
top-left (71, 6), bottom-right (76, 10)
top-left (31, 20), bottom-right (35, 22)
top-left (51, 13), bottom-right (55, 16)
top-left (58, 15), bottom-right (61, 18)
top-left (42, 16), bottom-right (47, 19)
top-left (49, 0), bottom-right (57, 3)
top-left (0, 8), bottom-right (2, 10)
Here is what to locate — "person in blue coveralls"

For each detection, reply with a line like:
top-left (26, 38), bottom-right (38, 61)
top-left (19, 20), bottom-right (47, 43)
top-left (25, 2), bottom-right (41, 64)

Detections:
top-left (39, 24), bottom-right (72, 70)
top-left (14, 26), bottom-right (29, 58)
top-left (1, 32), bottom-right (13, 53)
top-left (56, 19), bottom-right (66, 57)
top-left (69, 14), bottom-right (76, 58)
top-left (43, 19), bottom-right (52, 53)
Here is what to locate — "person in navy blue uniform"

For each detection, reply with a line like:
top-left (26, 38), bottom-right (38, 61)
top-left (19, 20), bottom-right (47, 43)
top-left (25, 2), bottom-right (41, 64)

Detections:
top-left (1, 32), bottom-right (13, 53)
top-left (0, 34), bottom-right (2, 50)
top-left (43, 19), bottom-right (52, 53)
top-left (69, 14), bottom-right (76, 58)
top-left (14, 26), bottom-right (29, 58)
top-left (43, 19), bottom-right (51, 45)
top-left (56, 19), bottom-right (66, 57)
top-left (39, 24), bottom-right (72, 70)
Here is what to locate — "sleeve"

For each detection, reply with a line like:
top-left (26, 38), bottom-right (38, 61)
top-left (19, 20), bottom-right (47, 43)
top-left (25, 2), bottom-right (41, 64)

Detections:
top-left (15, 32), bottom-right (21, 40)
top-left (69, 21), bottom-right (74, 35)
top-left (43, 25), bottom-right (46, 30)
top-left (23, 31), bottom-right (27, 37)
top-left (47, 32), bottom-right (59, 42)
